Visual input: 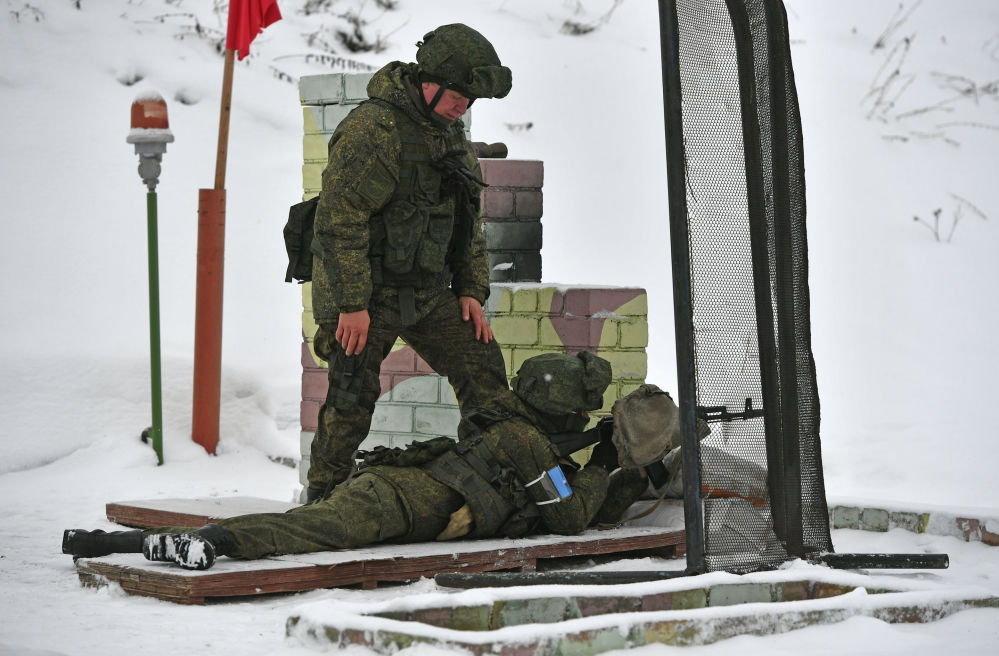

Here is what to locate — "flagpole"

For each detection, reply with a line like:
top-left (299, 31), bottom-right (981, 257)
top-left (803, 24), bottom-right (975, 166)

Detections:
top-left (192, 47), bottom-right (235, 455)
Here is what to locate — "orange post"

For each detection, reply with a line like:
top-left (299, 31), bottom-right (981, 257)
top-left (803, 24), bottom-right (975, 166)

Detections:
top-left (192, 188), bottom-right (226, 454)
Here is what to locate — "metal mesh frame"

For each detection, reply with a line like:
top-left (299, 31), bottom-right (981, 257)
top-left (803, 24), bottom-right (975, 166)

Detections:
top-left (659, 0), bottom-right (832, 573)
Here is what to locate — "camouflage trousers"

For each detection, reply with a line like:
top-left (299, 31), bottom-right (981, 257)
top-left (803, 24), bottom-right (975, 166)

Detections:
top-left (307, 286), bottom-right (508, 492)
top-left (143, 467), bottom-right (464, 559)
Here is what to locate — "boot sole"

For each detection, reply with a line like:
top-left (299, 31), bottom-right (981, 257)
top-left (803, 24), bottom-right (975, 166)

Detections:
top-left (143, 534), bottom-right (216, 570)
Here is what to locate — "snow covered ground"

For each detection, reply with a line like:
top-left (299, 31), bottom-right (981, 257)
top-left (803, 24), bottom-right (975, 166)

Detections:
top-left (0, 0), bottom-right (997, 654)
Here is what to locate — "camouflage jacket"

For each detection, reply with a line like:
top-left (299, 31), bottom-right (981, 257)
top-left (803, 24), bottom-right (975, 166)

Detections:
top-left (310, 61), bottom-right (491, 320)
top-left (367, 391), bottom-right (647, 540)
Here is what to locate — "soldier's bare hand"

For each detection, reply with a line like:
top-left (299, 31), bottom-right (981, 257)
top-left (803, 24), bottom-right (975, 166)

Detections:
top-left (459, 296), bottom-right (493, 343)
top-left (336, 310), bottom-right (370, 355)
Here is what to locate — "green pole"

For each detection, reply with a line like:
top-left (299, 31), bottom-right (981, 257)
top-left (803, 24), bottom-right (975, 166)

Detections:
top-left (147, 191), bottom-right (164, 465)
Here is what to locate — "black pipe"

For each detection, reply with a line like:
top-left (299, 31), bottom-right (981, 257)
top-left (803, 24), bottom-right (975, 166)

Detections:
top-left (818, 553), bottom-right (950, 570)
top-left (435, 570), bottom-right (691, 589)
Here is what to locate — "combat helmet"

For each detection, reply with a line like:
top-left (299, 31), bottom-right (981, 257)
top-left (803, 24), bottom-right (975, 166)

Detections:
top-left (610, 384), bottom-right (711, 469)
top-left (416, 24), bottom-right (513, 101)
top-left (511, 351), bottom-right (611, 417)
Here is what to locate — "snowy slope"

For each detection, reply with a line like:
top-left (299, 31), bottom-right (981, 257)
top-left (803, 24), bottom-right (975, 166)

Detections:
top-left (0, 1), bottom-right (997, 654)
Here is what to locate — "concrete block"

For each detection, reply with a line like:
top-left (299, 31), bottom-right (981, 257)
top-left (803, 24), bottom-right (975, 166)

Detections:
top-left (832, 506), bottom-right (860, 529)
top-left (390, 376), bottom-right (440, 404)
top-left (515, 189), bottom-right (543, 219)
top-left (301, 282), bottom-right (313, 311)
top-left (890, 511), bottom-right (922, 532)
top-left (299, 74), bottom-right (344, 104)
top-left (414, 406), bottom-right (460, 436)
top-left (491, 316), bottom-right (539, 345)
top-left (482, 188), bottom-right (514, 218)
top-left (370, 403), bottom-right (414, 433)
top-left (483, 221), bottom-right (542, 252)
top-left (480, 159), bottom-right (544, 188)
top-left (619, 318), bottom-right (649, 348)
top-left (343, 73), bottom-right (373, 101)
top-left (358, 432), bottom-right (395, 451)
top-left (489, 253), bottom-right (516, 282)
top-left (709, 583), bottom-right (772, 606)
top-left (323, 103), bottom-right (355, 131)
top-left (513, 252), bottom-right (542, 282)
top-left (777, 580), bottom-right (811, 602)
top-left (860, 507), bottom-right (890, 532)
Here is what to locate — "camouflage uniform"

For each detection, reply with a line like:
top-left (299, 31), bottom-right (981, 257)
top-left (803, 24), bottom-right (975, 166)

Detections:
top-left (141, 390), bottom-right (648, 560)
top-left (307, 51), bottom-right (510, 492)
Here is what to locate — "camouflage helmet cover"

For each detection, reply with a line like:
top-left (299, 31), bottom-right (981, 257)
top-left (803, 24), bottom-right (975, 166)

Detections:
top-left (511, 351), bottom-right (611, 417)
top-left (611, 384), bottom-right (711, 469)
top-left (416, 23), bottom-right (513, 99)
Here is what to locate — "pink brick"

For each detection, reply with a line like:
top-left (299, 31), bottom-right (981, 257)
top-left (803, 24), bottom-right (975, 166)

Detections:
top-left (415, 355), bottom-right (435, 373)
top-left (380, 374), bottom-right (392, 396)
top-left (480, 159), bottom-right (543, 188)
top-left (302, 369), bottom-right (329, 401)
top-left (565, 288), bottom-right (645, 317)
top-left (382, 346), bottom-right (417, 373)
top-left (957, 517), bottom-right (981, 542)
top-left (515, 190), bottom-right (543, 219)
top-left (301, 400), bottom-right (321, 432)
top-left (482, 188), bottom-right (514, 218)
top-left (982, 524), bottom-right (999, 547)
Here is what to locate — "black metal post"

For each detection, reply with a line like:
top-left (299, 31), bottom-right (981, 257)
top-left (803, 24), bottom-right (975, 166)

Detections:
top-left (659, 0), bottom-right (706, 576)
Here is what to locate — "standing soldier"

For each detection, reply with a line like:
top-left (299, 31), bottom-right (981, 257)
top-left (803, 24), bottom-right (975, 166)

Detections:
top-left (306, 24), bottom-right (514, 500)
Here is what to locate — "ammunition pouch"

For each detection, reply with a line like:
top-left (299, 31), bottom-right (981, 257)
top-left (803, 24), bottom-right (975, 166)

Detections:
top-left (423, 437), bottom-right (515, 539)
top-left (329, 348), bottom-right (367, 411)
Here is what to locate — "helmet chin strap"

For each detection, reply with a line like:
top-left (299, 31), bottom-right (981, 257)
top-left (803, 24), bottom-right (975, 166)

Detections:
top-left (424, 82), bottom-right (448, 114)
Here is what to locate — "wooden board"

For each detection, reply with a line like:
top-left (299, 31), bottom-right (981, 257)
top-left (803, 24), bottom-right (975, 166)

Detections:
top-left (77, 526), bottom-right (685, 604)
top-left (106, 497), bottom-right (298, 528)
top-left (78, 497), bottom-right (686, 604)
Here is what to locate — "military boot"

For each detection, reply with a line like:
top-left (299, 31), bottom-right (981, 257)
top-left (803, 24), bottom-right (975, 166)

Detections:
top-left (142, 524), bottom-right (235, 571)
top-left (62, 529), bottom-right (143, 558)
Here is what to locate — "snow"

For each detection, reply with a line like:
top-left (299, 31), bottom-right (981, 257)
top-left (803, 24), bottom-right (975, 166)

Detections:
top-left (0, 0), bottom-right (997, 654)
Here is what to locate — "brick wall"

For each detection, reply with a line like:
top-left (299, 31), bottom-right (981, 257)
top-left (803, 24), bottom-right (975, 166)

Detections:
top-left (297, 73), bottom-right (648, 495)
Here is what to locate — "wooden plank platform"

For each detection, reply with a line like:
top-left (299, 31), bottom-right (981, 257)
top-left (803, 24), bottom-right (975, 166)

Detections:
top-left (78, 497), bottom-right (686, 604)
top-left (105, 497), bottom-right (298, 528)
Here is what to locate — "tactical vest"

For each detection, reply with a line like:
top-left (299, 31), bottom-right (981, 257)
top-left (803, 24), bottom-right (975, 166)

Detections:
top-left (365, 98), bottom-right (478, 290)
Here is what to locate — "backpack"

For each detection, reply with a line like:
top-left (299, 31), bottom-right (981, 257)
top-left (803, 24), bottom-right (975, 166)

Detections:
top-left (283, 195), bottom-right (319, 283)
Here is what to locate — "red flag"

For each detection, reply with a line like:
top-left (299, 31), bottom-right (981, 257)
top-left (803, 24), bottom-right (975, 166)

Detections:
top-left (226, 0), bottom-right (282, 61)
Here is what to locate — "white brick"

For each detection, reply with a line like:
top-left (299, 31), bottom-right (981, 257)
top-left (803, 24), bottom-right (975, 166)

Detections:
top-left (414, 406), bottom-right (460, 436)
top-left (391, 376), bottom-right (440, 404)
top-left (370, 403), bottom-right (413, 433)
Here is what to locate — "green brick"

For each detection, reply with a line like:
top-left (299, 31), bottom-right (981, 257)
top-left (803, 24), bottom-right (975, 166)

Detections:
top-left (619, 318), bottom-right (649, 348)
top-left (512, 289), bottom-right (538, 312)
top-left (860, 507), bottom-right (890, 532)
top-left (490, 598), bottom-right (574, 629)
top-left (494, 287), bottom-right (513, 313)
top-left (303, 162), bottom-right (323, 192)
top-left (709, 583), bottom-right (772, 606)
top-left (303, 133), bottom-right (328, 161)
top-left (832, 506), bottom-right (860, 529)
top-left (890, 511), bottom-right (922, 532)
top-left (671, 588), bottom-right (707, 610)
top-left (491, 316), bottom-right (539, 345)
top-left (601, 350), bottom-right (647, 379)
top-left (302, 106), bottom-right (323, 135)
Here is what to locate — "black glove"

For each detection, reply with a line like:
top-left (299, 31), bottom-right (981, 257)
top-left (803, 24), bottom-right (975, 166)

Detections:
top-left (586, 438), bottom-right (620, 473)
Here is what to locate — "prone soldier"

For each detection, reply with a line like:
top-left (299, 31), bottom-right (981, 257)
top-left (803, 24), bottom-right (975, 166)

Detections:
top-left (62, 353), bottom-right (687, 570)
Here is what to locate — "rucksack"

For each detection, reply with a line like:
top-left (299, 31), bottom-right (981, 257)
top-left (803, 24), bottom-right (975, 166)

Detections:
top-left (283, 195), bottom-right (319, 283)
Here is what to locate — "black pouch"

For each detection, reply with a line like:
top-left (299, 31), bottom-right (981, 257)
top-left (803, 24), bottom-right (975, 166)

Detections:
top-left (330, 348), bottom-right (367, 411)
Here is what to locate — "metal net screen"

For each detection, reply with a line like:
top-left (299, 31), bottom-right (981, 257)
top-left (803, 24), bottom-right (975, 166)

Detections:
top-left (666, 0), bottom-right (832, 572)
